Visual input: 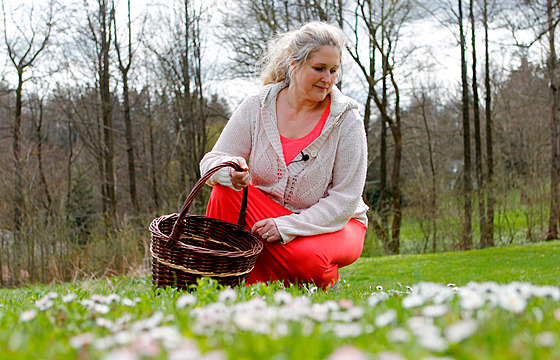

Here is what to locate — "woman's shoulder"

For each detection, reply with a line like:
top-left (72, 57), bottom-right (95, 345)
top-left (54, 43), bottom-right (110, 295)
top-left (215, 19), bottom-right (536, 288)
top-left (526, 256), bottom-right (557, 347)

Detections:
top-left (233, 82), bottom-right (281, 111)
top-left (330, 86), bottom-right (360, 118)
top-left (233, 92), bottom-right (262, 115)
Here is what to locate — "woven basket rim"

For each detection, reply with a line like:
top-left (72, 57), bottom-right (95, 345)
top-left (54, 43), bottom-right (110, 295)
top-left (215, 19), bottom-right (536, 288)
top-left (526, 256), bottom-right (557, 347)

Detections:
top-left (149, 213), bottom-right (262, 258)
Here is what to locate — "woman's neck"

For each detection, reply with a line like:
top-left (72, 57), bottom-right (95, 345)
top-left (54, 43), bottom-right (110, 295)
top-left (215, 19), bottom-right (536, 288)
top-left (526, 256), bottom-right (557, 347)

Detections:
top-left (283, 86), bottom-right (327, 115)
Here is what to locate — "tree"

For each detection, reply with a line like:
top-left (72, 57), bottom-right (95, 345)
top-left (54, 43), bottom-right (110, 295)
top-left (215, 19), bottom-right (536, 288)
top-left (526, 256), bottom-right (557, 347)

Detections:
top-left (113, 0), bottom-right (140, 215)
top-left (406, 86), bottom-right (440, 253)
top-left (481, 0), bottom-right (495, 247)
top-left (545, 0), bottom-right (559, 240)
top-left (347, 0), bottom-right (416, 254)
top-left (511, 0), bottom-right (560, 240)
top-left (29, 90), bottom-right (52, 211)
top-left (144, 0), bottom-right (217, 209)
top-left (79, 0), bottom-right (118, 227)
top-left (1, 0), bottom-right (53, 231)
top-left (458, 0), bottom-right (473, 249)
top-left (470, 0), bottom-right (486, 248)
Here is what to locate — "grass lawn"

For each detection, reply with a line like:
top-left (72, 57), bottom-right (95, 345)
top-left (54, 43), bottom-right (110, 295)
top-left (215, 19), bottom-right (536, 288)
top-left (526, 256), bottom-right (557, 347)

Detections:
top-left (343, 240), bottom-right (560, 289)
top-left (0, 241), bottom-right (559, 360)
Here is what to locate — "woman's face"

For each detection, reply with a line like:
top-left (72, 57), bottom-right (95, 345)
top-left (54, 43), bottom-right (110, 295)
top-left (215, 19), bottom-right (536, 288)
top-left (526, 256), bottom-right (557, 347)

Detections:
top-left (292, 45), bottom-right (341, 102)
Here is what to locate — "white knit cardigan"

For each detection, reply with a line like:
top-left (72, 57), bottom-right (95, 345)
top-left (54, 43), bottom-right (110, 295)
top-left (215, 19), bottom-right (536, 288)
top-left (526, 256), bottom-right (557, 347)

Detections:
top-left (200, 82), bottom-right (369, 243)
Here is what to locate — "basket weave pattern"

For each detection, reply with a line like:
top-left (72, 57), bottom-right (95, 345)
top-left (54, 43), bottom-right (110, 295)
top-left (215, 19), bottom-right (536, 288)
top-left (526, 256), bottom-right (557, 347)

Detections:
top-left (149, 162), bottom-right (263, 289)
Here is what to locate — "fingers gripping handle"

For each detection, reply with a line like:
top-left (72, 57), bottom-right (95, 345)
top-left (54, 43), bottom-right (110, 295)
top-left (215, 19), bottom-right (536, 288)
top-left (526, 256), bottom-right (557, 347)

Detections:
top-left (167, 161), bottom-right (249, 248)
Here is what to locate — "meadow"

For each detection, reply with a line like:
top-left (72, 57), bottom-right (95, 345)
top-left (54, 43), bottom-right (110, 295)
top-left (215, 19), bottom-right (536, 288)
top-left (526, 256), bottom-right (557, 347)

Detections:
top-left (0, 241), bottom-right (559, 360)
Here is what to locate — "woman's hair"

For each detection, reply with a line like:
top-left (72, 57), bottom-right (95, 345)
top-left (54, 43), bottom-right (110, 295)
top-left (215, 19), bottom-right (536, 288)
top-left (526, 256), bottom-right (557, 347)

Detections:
top-left (258, 21), bottom-right (346, 85)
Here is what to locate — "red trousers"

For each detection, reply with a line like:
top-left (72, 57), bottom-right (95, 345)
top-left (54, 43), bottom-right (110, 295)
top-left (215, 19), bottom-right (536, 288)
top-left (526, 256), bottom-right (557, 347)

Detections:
top-left (206, 184), bottom-right (366, 288)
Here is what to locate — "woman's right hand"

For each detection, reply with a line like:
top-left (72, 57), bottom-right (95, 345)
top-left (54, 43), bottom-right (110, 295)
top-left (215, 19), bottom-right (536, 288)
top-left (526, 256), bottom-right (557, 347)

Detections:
top-left (230, 157), bottom-right (251, 189)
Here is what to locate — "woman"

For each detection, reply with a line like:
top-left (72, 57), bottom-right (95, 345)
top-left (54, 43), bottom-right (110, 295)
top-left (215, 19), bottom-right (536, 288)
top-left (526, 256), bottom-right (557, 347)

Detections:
top-left (200, 21), bottom-right (368, 289)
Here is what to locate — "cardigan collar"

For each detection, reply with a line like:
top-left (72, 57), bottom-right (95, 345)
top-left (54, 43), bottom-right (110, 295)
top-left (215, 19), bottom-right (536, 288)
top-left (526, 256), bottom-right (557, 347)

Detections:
top-left (258, 81), bottom-right (360, 173)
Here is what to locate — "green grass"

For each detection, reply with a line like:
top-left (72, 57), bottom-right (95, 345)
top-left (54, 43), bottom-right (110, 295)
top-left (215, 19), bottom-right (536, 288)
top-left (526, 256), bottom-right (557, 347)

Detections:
top-left (343, 240), bottom-right (560, 289)
top-left (0, 241), bottom-right (559, 360)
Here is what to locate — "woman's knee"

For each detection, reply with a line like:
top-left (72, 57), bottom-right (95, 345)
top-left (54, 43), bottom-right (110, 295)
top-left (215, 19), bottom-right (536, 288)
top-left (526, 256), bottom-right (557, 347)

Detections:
top-left (289, 250), bottom-right (337, 288)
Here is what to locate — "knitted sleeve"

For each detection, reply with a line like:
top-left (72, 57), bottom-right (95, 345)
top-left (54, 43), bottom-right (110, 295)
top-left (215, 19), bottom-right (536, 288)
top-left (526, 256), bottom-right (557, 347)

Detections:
top-left (199, 95), bottom-right (258, 188)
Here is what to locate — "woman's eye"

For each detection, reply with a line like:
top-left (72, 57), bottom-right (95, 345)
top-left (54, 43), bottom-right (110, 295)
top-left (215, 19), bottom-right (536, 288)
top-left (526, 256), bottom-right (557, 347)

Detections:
top-left (330, 69), bottom-right (337, 74)
top-left (314, 67), bottom-right (323, 71)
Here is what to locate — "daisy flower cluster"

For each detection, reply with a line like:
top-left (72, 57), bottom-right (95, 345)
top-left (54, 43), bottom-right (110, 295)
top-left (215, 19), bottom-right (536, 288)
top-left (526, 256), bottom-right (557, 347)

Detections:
top-left (9, 280), bottom-right (560, 360)
top-left (181, 281), bottom-right (560, 356)
top-left (19, 291), bottom-right (223, 360)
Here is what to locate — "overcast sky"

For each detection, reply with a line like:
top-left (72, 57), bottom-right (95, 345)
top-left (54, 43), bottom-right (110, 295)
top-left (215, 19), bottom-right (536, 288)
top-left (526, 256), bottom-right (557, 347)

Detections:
top-left (0, 0), bottom-right (542, 111)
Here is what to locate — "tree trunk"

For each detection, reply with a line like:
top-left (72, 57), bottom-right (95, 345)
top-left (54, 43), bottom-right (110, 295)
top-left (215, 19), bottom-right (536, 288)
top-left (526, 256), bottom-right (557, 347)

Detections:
top-left (470, 0), bottom-right (487, 248)
top-left (380, 0), bottom-right (390, 246)
top-left (13, 70), bottom-right (24, 231)
top-left (114, 0), bottom-right (139, 215)
top-left (190, 14), bottom-right (206, 211)
top-left (122, 70), bottom-right (139, 214)
top-left (146, 88), bottom-right (160, 211)
top-left (420, 94), bottom-right (438, 253)
top-left (459, 0), bottom-right (473, 249)
top-left (547, 0), bottom-right (560, 240)
top-left (34, 97), bottom-right (52, 210)
top-left (99, 0), bottom-right (117, 227)
top-left (389, 124), bottom-right (402, 254)
top-left (483, 0), bottom-right (495, 247)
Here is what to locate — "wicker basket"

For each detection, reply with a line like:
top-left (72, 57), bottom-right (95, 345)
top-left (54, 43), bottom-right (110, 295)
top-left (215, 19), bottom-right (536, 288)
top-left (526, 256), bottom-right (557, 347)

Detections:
top-left (149, 161), bottom-right (263, 289)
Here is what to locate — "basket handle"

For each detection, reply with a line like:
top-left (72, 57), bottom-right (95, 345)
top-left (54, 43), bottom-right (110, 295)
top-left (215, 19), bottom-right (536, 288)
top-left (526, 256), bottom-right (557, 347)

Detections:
top-left (166, 161), bottom-right (249, 248)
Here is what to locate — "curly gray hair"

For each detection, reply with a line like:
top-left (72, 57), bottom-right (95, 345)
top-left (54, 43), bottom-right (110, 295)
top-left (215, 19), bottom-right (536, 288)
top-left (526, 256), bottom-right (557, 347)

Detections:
top-left (259, 21), bottom-right (346, 85)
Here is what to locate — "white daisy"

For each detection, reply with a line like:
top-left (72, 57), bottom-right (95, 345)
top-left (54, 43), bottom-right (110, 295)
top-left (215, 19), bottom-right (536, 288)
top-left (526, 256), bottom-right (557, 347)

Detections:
top-left (217, 288), bottom-right (237, 303)
top-left (444, 319), bottom-right (477, 343)
top-left (176, 294), bottom-right (197, 309)
top-left (93, 335), bottom-right (116, 351)
top-left (554, 308), bottom-right (560, 322)
top-left (535, 331), bottom-right (558, 348)
top-left (375, 309), bottom-right (397, 328)
top-left (94, 303), bottom-right (110, 314)
top-left (273, 290), bottom-right (292, 305)
top-left (20, 309), bottom-right (37, 322)
top-left (69, 332), bottom-right (95, 349)
top-left (149, 325), bottom-right (184, 349)
top-left (62, 293), bottom-right (77, 303)
top-left (167, 339), bottom-right (200, 360)
top-left (122, 297), bottom-right (137, 307)
top-left (332, 323), bottom-right (363, 338)
top-left (325, 345), bottom-right (370, 360)
top-left (402, 294), bottom-right (424, 309)
top-left (199, 350), bottom-right (229, 360)
top-left (387, 327), bottom-right (411, 343)
top-left (100, 347), bottom-right (138, 360)
top-left (95, 317), bottom-right (114, 329)
top-left (417, 333), bottom-right (448, 352)
top-left (458, 288), bottom-right (485, 311)
top-left (367, 293), bottom-right (388, 307)
top-left (114, 330), bottom-right (134, 346)
top-left (498, 290), bottom-right (527, 314)
top-left (35, 295), bottom-right (54, 311)
top-left (422, 305), bottom-right (449, 318)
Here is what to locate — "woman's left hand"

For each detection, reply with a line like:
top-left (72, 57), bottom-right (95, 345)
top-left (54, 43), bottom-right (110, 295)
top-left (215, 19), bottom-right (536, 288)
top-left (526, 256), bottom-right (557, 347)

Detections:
top-left (252, 219), bottom-right (281, 243)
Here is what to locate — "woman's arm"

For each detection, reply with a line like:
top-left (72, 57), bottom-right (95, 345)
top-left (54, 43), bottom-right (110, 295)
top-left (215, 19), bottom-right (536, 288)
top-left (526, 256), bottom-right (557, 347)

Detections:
top-left (199, 96), bottom-right (258, 189)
